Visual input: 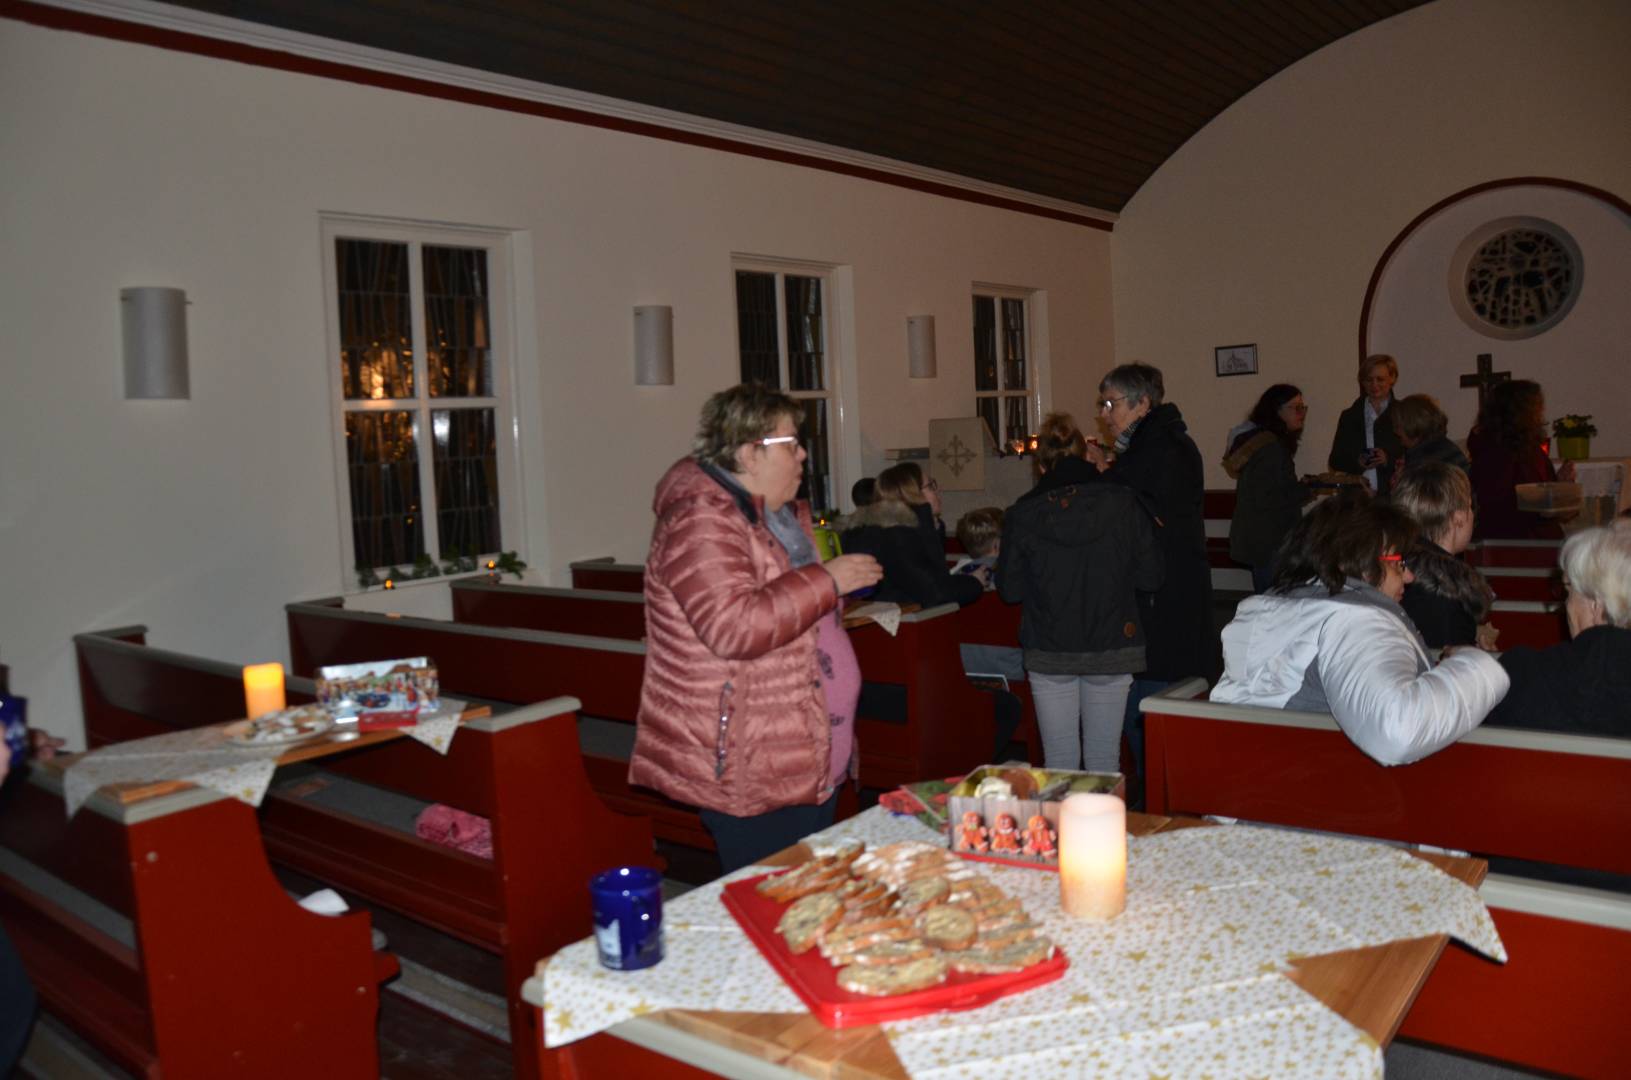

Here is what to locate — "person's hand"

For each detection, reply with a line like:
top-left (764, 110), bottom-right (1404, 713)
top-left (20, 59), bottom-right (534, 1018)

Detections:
top-left (972, 564), bottom-right (994, 590)
top-left (1558, 460), bottom-right (1577, 483)
top-left (1084, 442), bottom-right (1110, 472)
top-left (1476, 622), bottom-right (1501, 651)
top-left (824, 554), bottom-right (883, 596)
top-left (29, 729), bottom-right (65, 760)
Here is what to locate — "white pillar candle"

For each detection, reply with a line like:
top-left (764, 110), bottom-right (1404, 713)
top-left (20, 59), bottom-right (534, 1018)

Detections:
top-left (1057, 793), bottom-right (1126, 920)
top-left (242, 663), bottom-right (286, 719)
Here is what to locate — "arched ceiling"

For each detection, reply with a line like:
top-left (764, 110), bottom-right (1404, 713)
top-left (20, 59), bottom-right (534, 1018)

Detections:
top-left (170, 0), bottom-right (1428, 212)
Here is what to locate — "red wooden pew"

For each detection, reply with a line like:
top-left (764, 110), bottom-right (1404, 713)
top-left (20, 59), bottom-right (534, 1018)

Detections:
top-left (1487, 599), bottom-right (1568, 649)
top-left (1141, 680), bottom-right (1631, 1078)
top-left (1, 760), bottom-right (393, 1079)
top-left (1465, 538), bottom-right (1564, 568)
top-left (567, 557), bottom-right (644, 593)
top-left (73, 626), bottom-right (653, 1080)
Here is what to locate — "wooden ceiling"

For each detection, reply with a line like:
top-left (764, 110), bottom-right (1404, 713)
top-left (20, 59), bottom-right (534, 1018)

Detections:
top-left (170, 0), bottom-right (1427, 213)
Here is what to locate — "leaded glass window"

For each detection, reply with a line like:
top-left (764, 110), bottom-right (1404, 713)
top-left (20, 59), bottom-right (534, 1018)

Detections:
top-left (325, 220), bottom-right (518, 586)
top-left (973, 292), bottom-right (1033, 446)
top-left (733, 263), bottom-right (842, 513)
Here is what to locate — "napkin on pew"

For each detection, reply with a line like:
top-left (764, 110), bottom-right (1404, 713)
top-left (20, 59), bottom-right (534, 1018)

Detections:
top-left (845, 601), bottom-right (902, 636)
top-left (297, 889), bottom-right (349, 916)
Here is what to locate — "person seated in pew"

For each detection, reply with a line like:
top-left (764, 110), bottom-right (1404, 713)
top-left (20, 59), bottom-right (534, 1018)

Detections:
top-left (840, 462), bottom-right (982, 610)
top-left (630, 384), bottom-right (883, 873)
top-left (1484, 522), bottom-right (1631, 736)
top-left (1391, 463), bottom-right (1496, 650)
top-left (1389, 393), bottom-right (1470, 481)
top-left (850, 476), bottom-right (877, 510)
top-left (952, 507), bottom-right (1025, 760)
top-left (1211, 489), bottom-right (1509, 765)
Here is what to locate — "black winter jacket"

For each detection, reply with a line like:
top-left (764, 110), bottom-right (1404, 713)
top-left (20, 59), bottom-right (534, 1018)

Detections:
top-left (1400, 538), bottom-right (1492, 649)
top-left (1225, 429), bottom-right (1308, 569)
top-left (996, 456), bottom-right (1164, 675)
top-left (1096, 403), bottom-right (1222, 682)
top-left (1484, 625), bottom-right (1631, 736)
top-left (1329, 395), bottom-right (1405, 497)
top-left (840, 501), bottom-right (982, 610)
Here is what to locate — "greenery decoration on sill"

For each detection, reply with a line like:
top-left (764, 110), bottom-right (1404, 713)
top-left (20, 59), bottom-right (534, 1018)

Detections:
top-left (1552, 414), bottom-right (1598, 438)
top-left (354, 550), bottom-right (528, 589)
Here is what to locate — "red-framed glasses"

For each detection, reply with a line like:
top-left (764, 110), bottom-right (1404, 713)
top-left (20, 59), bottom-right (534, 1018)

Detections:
top-left (1379, 553), bottom-right (1404, 563)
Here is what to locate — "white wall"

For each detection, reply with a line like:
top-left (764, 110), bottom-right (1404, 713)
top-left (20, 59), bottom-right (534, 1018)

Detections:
top-left (1369, 183), bottom-right (1630, 455)
top-left (0, 20), bottom-right (1111, 743)
top-left (1112, 0), bottom-right (1631, 481)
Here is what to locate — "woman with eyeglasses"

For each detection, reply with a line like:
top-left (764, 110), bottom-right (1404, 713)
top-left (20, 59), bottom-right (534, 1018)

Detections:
top-left (1224, 384), bottom-right (1313, 593)
top-left (630, 383), bottom-right (883, 871)
top-left (1211, 490), bottom-right (1509, 765)
top-left (838, 461), bottom-right (983, 609)
top-left (1484, 521), bottom-right (1631, 735)
top-left (997, 413), bottom-right (1164, 772)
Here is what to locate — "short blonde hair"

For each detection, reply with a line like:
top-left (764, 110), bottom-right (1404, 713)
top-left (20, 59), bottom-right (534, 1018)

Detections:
top-left (1391, 462), bottom-right (1471, 542)
top-left (1561, 524), bottom-right (1631, 628)
top-left (876, 461), bottom-right (929, 507)
top-left (1360, 354), bottom-right (1399, 381)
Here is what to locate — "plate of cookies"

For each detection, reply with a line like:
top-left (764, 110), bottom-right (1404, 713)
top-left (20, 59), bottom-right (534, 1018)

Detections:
top-left (720, 840), bottom-right (1066, 1028)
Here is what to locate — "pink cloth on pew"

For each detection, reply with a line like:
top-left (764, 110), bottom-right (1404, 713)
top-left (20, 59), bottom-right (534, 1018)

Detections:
top-left (414, 804), bottom-right (494, 859)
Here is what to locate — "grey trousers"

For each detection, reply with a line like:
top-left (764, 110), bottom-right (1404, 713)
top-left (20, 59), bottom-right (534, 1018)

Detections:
top-left (1027, 671), bottom-right (1133, 773)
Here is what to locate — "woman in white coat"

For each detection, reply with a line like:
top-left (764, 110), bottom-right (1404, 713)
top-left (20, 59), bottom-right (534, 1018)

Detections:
top-left (1210, 490), bottom-right (1509, 765)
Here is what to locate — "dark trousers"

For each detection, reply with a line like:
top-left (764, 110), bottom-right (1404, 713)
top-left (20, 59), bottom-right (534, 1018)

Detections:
top-left (1120, 677), bottom-right (1172, 811)
top-left (0, 925), bottom-right (35, 1074)
top-left (700, 791), bottom-right (840, 874)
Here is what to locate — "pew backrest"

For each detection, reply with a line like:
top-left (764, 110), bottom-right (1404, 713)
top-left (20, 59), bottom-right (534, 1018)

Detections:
top-left (1141, 679), bottom-right (1631, 875)
top-left (1488, 599), bottom-right (1568, 649)
top-left (452, 579), bottom-right (646, 640)
top-left (567, 559), bottom-right (645, 593)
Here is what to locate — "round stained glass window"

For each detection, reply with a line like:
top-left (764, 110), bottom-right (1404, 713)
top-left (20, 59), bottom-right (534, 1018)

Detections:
top-left (1451, 217), bottom-right (1582, 339)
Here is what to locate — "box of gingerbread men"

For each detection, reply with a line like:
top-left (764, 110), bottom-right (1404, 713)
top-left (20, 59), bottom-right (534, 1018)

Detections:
top-left (946, 764), bottom-right (1124, 870)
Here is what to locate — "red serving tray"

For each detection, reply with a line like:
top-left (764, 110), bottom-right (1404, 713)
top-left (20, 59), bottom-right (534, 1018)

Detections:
top-left (721, 872), bottom-right (1068, 1029)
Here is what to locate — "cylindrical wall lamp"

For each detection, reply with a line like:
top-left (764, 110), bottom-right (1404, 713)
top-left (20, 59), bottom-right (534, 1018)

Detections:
top-left (907, 315), bottom-right (936, 379)
top-left (121, 287), bottom-right (190, 399)
top-left (633, 305), bottom-right (674, 386)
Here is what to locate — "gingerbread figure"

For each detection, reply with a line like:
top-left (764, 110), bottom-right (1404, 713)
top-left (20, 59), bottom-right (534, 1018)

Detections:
top-left (955, 810), bottom-right (988, 853)
top-left (1022, 814), bottom-right (1057, 858)
top-left (989, 813), bottom-right (1021, 854)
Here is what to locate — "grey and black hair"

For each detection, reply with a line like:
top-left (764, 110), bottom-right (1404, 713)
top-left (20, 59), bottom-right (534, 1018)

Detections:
top-left (692, 383), bottom-right (803, 472)
top-left (1391, 462), bottom-right (1472, 543)
top-left (1099, 363), bottom-right (1165, 408)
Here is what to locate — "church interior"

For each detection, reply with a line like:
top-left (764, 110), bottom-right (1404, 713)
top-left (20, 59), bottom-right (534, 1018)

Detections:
top-left (2, 0), bottom-right (1628, 1077)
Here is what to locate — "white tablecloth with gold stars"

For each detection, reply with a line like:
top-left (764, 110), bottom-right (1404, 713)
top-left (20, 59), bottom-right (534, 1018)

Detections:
top-left (61, 699), bottom-right (465, 817)
top-left (537, 809), bottom-right (1504, 1079)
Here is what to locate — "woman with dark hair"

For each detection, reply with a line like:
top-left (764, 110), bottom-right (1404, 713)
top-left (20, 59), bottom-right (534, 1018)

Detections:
top-left (1329, 354), bottom-right (1404, 496)
top-left (1468, 379), bottom-right (1572, 540)
top-left (998, 414), bottom-right (1163, 771)
top-left (840, 460), bottom-right (982, 609)
top-left (631, 383), bottom-right (882, 871)
top-left (1224, 384), bottom-right (1312, 592)
top-left (1211, 491), bottom-right (1509, 765)
top-left (1390, 394), bottom-right (1470, 478)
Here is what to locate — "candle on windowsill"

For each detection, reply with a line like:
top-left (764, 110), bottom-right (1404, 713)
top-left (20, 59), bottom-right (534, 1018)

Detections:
top-left (1057, 793), bottom-right (1126, 920)
top-left (242, 662), bottom-right (285, 719)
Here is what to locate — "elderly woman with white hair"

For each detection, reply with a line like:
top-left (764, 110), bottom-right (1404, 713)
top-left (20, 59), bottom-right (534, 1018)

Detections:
top-left (1484, 522), bottom-right (1631, 735)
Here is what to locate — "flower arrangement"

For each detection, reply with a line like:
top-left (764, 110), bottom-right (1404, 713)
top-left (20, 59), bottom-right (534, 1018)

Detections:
top-left (1552, 414), bottom-right (1598, 438)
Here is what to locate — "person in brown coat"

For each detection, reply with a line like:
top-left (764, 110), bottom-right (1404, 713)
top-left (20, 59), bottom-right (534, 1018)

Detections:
top-left (630, 384), bottom-right (881, 871)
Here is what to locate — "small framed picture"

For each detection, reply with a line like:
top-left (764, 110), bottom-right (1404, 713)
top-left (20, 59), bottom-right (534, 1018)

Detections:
top-left (1215, 343), bottom-right (1258, 377)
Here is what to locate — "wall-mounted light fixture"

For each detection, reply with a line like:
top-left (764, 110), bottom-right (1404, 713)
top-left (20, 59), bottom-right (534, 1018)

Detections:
top-left (907, 315), bottom-right (936, 379)
top-left (633, 305), bottom-right (674, 385)
top-left (121, 287), bottom-right (190, 399)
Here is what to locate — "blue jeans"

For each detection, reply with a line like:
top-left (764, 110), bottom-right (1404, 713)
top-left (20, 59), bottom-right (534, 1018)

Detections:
top-left (700, 791), bottom-right (840, 874)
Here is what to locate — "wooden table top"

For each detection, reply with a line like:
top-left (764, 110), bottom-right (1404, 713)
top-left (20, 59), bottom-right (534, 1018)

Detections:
top-left (633, 812), bottom-right (1485, 1080)
top-left (40, 704), bottom-right (492, 807)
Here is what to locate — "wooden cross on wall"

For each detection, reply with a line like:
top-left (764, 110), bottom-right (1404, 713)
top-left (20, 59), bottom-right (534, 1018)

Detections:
top-left (1459, 352), bottom-right (1511, 407)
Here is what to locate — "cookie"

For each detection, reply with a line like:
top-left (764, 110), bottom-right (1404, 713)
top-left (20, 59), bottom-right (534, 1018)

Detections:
top-left (946, 938), bottom-right (1054, 974)
top-left (918, 905), bottom-right (977, 951)
top-left (837, 955), bottom-right (948, 996)
top-left (777, 891), bottom-right (844, 954)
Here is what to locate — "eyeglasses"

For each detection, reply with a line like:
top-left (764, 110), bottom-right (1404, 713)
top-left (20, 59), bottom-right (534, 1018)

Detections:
top-left (1099, 395), bottom-right (1127, 412)
top-left (1380, 553), bottom-right (1404, 563)
top-left (757, 435), bottom-right (800, 449)
top-left (924, 478), bottom-right (940, 492)
top-left (1282, 403), bottom-right (1309, 414)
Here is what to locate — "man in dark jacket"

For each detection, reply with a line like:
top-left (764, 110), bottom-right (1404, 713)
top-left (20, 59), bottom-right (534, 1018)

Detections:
top-left (1086, 364), bottom-right (1222, 801)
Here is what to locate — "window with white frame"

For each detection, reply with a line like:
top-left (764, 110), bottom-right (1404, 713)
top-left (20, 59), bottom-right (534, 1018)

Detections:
top-left (734, 262), bottom-right (843, 513)
top-left (321, 218), bottom-right (521, 588)
top-left (972, 290), bottom-right (1035, 447)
